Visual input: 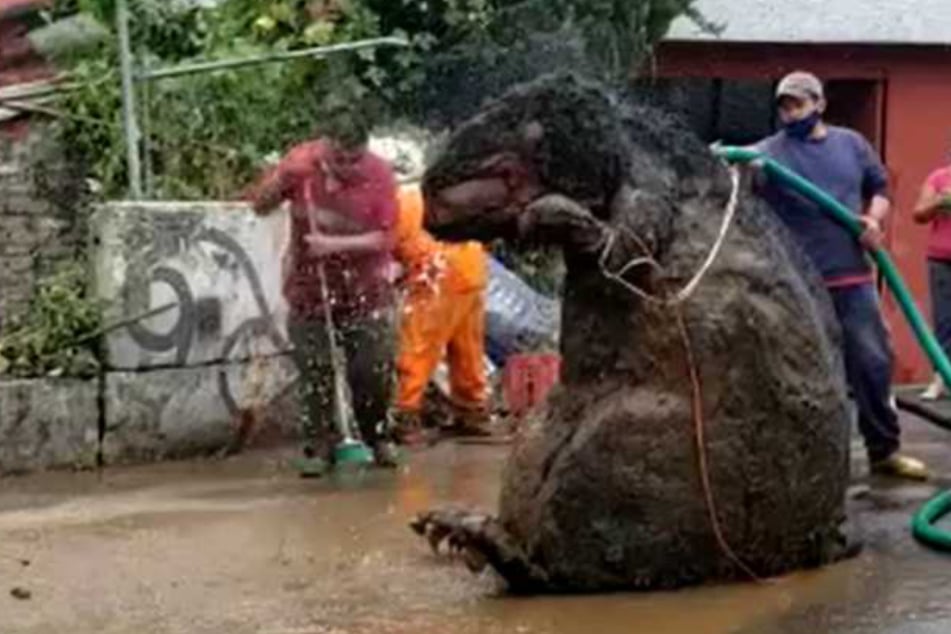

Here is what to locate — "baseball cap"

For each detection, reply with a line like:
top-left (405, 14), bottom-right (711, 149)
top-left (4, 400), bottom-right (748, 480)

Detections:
top-left (776, 71), bottom-right (824, 102)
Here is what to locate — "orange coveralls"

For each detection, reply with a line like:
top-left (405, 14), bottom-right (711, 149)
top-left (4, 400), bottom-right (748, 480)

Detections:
top-left (393, 184), bottom-right (488, 415)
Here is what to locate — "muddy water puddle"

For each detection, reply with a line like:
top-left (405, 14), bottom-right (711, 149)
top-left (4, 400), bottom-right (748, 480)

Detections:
top-left (2, 419), bottom-right (951, 634)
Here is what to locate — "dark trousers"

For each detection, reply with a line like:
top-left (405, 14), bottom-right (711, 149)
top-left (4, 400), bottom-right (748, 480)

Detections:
top-left (288, 309), bottom-right (395, 460)
top-left (829, 283), bottom-right (901, 462)
top-left (928, 258), bottom-right (951, 358)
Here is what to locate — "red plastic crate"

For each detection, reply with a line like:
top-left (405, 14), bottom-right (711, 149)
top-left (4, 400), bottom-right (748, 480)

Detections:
top-left (502, 353), bottom-right (561, 418)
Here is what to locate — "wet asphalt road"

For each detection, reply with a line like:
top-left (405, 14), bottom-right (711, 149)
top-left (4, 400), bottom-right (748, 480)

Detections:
top-left (1, 413), bottom-right (950, 634)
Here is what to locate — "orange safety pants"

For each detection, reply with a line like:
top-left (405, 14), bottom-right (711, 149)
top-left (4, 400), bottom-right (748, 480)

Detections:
top-left (396, 287), bottom-right (486, 414)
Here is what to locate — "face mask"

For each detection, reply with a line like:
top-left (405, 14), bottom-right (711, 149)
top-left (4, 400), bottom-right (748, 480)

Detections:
top-left (784, 111), bottom-right (822, 140)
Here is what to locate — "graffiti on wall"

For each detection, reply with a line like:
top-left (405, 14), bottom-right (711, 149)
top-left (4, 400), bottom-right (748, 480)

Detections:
top-left (120, 225), bottom-right (292, 415)
top-left (97, 204), bottom-right (298, 430)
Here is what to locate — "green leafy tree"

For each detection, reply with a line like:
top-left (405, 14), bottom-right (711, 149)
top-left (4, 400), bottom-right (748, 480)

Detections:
top-left (52, 0), bottom-right (703, 199)
top-left (52, 0), bottom-right (208, 59)
top-left (492, 0), bottom-right (702, 80)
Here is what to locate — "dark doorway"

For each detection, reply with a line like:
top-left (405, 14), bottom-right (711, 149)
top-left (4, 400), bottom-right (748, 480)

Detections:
top-left (634, 78), bottom-right (774, 145)
top-left (637, 77), bottom-right (885, 152)
top-left (823, 80), bottom-right (886, 151)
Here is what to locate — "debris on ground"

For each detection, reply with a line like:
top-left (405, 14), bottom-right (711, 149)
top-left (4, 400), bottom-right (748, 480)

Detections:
top-left (10, 587), bottom-right (32, 601)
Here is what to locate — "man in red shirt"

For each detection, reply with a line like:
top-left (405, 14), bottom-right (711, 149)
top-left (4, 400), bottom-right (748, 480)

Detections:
top-left (245, 113), bottom-right (399, 475)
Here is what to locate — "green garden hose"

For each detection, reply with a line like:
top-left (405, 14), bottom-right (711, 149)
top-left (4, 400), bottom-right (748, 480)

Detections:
top-left (911, 491), bottom-right (951, 551)
top-left (716, 146), bottom-right (951, 552)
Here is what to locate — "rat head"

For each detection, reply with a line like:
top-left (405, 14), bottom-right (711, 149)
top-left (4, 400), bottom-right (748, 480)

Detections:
top-left (422, 74), bottom-right (631, 243)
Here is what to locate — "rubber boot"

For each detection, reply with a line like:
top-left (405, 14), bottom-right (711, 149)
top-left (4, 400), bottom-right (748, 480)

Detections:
top-left (291, 444), bottom-right (331, 478)
top-left (373, 440), bottom-right (402, 469)
top-left (921, 373), bottom-right (945, 401)
top-left (452, 406), bottom-right (494, 438)
top-left (870, 453), bottom-right (930, 481)
top-left (391, 410), bottom-right (427, 447)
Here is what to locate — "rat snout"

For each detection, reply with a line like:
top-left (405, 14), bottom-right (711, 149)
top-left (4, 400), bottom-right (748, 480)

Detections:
top-left (439, 178), bottom-right (510, 214)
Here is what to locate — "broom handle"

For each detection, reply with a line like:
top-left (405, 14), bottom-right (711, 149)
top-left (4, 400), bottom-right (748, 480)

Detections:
top-left (305, 196), bottom-right (360, 444)
top-left (316, 262), bottom-right (356, 443)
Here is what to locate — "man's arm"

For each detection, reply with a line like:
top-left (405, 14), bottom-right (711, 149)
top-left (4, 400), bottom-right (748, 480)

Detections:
top-left (858, 136), bottom-right (891, 249)
top-left (305, 163), bottom-right (398, 257)
top-left (866, 194), bottom-right (891, 223)
top-left (245, 167), bottom-right (287, 216)
top-left (305, 230), bottom-right (389, 256)
top-left (859, 195), bottom-right (890, 249)
top-left (913, 178), bottom-right (951, 224)
top-left (243, 142), bottom-right (321, 215)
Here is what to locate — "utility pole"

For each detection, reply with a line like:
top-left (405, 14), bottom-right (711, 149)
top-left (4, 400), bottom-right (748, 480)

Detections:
top-left (116, 0), bottom-right (142, 199)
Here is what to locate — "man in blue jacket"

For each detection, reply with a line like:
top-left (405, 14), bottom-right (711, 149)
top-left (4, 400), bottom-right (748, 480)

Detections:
top-left (756, 71), bottom-right (928, 480)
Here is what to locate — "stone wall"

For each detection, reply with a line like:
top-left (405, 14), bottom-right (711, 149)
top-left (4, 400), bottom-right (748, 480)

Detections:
top-left (0, 122), bottom-right (99, 474)
top-left (0, 125), bottom-right (88, 332)
top-left (93, 202), bottom-right (291, 369)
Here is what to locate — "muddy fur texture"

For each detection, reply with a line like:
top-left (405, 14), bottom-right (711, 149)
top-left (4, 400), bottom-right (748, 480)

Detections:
top-left (413, 74), bottom-right (853, 593)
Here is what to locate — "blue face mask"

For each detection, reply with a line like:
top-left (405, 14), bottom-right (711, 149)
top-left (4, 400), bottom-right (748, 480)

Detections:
top-left (784, 111), bottom-right (822, 140)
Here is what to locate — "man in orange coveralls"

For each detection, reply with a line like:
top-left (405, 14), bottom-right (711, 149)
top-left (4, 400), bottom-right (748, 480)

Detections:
top-left (390, 180), bottom-right (493, 443)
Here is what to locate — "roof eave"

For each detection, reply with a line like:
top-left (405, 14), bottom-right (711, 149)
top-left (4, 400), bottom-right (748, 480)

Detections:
top-left (664, 35), bottom-right (951, 47)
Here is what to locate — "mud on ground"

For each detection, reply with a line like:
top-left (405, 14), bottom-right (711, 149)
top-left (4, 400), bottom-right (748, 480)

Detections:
top-left (0, 414), bottom-right (949, 634)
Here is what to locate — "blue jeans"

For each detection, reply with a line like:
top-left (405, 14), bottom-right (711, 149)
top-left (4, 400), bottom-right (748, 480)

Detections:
top-left (829, 283), bottom-right (901, 462)
top-left (928, 258), bottom-right (951, 357)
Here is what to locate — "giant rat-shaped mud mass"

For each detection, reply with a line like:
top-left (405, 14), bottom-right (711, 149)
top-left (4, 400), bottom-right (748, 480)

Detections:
top-left (411, 74), bottom-right (855, 593)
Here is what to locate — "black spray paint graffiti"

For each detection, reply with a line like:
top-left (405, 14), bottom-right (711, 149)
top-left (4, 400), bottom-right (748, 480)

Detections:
top-left (125, 266), bottom-right (195, 366)
top-left (121, 225), bottom-right (291, 416)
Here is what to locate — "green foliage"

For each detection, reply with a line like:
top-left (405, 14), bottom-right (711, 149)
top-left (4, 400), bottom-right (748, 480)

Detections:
top-left (0, 262), bottom-right (104, 379)
top-left (51, 0), bottom-right (208, 59)
top-left (56, 0), bottom-right (388, 198)
top-left (58, 56), bottom-right (127, 196)
top-left (145, 58), bottom-right (321, 199)
top-left (53, 0), bottom-right (701, 199)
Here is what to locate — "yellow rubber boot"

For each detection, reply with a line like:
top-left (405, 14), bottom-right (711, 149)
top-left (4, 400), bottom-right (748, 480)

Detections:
top-left (871, 454), bottom-right (930, 481)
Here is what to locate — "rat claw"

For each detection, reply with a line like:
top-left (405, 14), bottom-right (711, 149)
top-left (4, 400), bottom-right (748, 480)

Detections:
top-left (411, 506), bottom-right (497, 572)
top-left (448, 532), bottom-right (466, 557)
top-left (426, 530), bottom-right (443, 554)
top-left (409, 514), bottom-right (428, 536)
top-left (462, 546), bottom-right (488, 573)
top-left (425, 523), bottom-right (452, 555)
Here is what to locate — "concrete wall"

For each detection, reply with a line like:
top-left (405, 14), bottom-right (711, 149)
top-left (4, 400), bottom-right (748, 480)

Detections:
top-left (93, 202), bottom-right (291, 369)
top-left (0, 124), bottom-right (100, 474)
top-left (0, 378), bottom-right (99, 474)
top-left (91, 201), bottom-right (300, 463)
top-left (103, 356), bottom-right (297, 464)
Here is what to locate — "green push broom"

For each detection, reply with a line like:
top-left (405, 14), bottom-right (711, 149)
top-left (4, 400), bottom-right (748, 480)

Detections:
top-left (306, 202), bottom-right (376, 469)
top-left (316, 261), bottom-right (375, 467)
